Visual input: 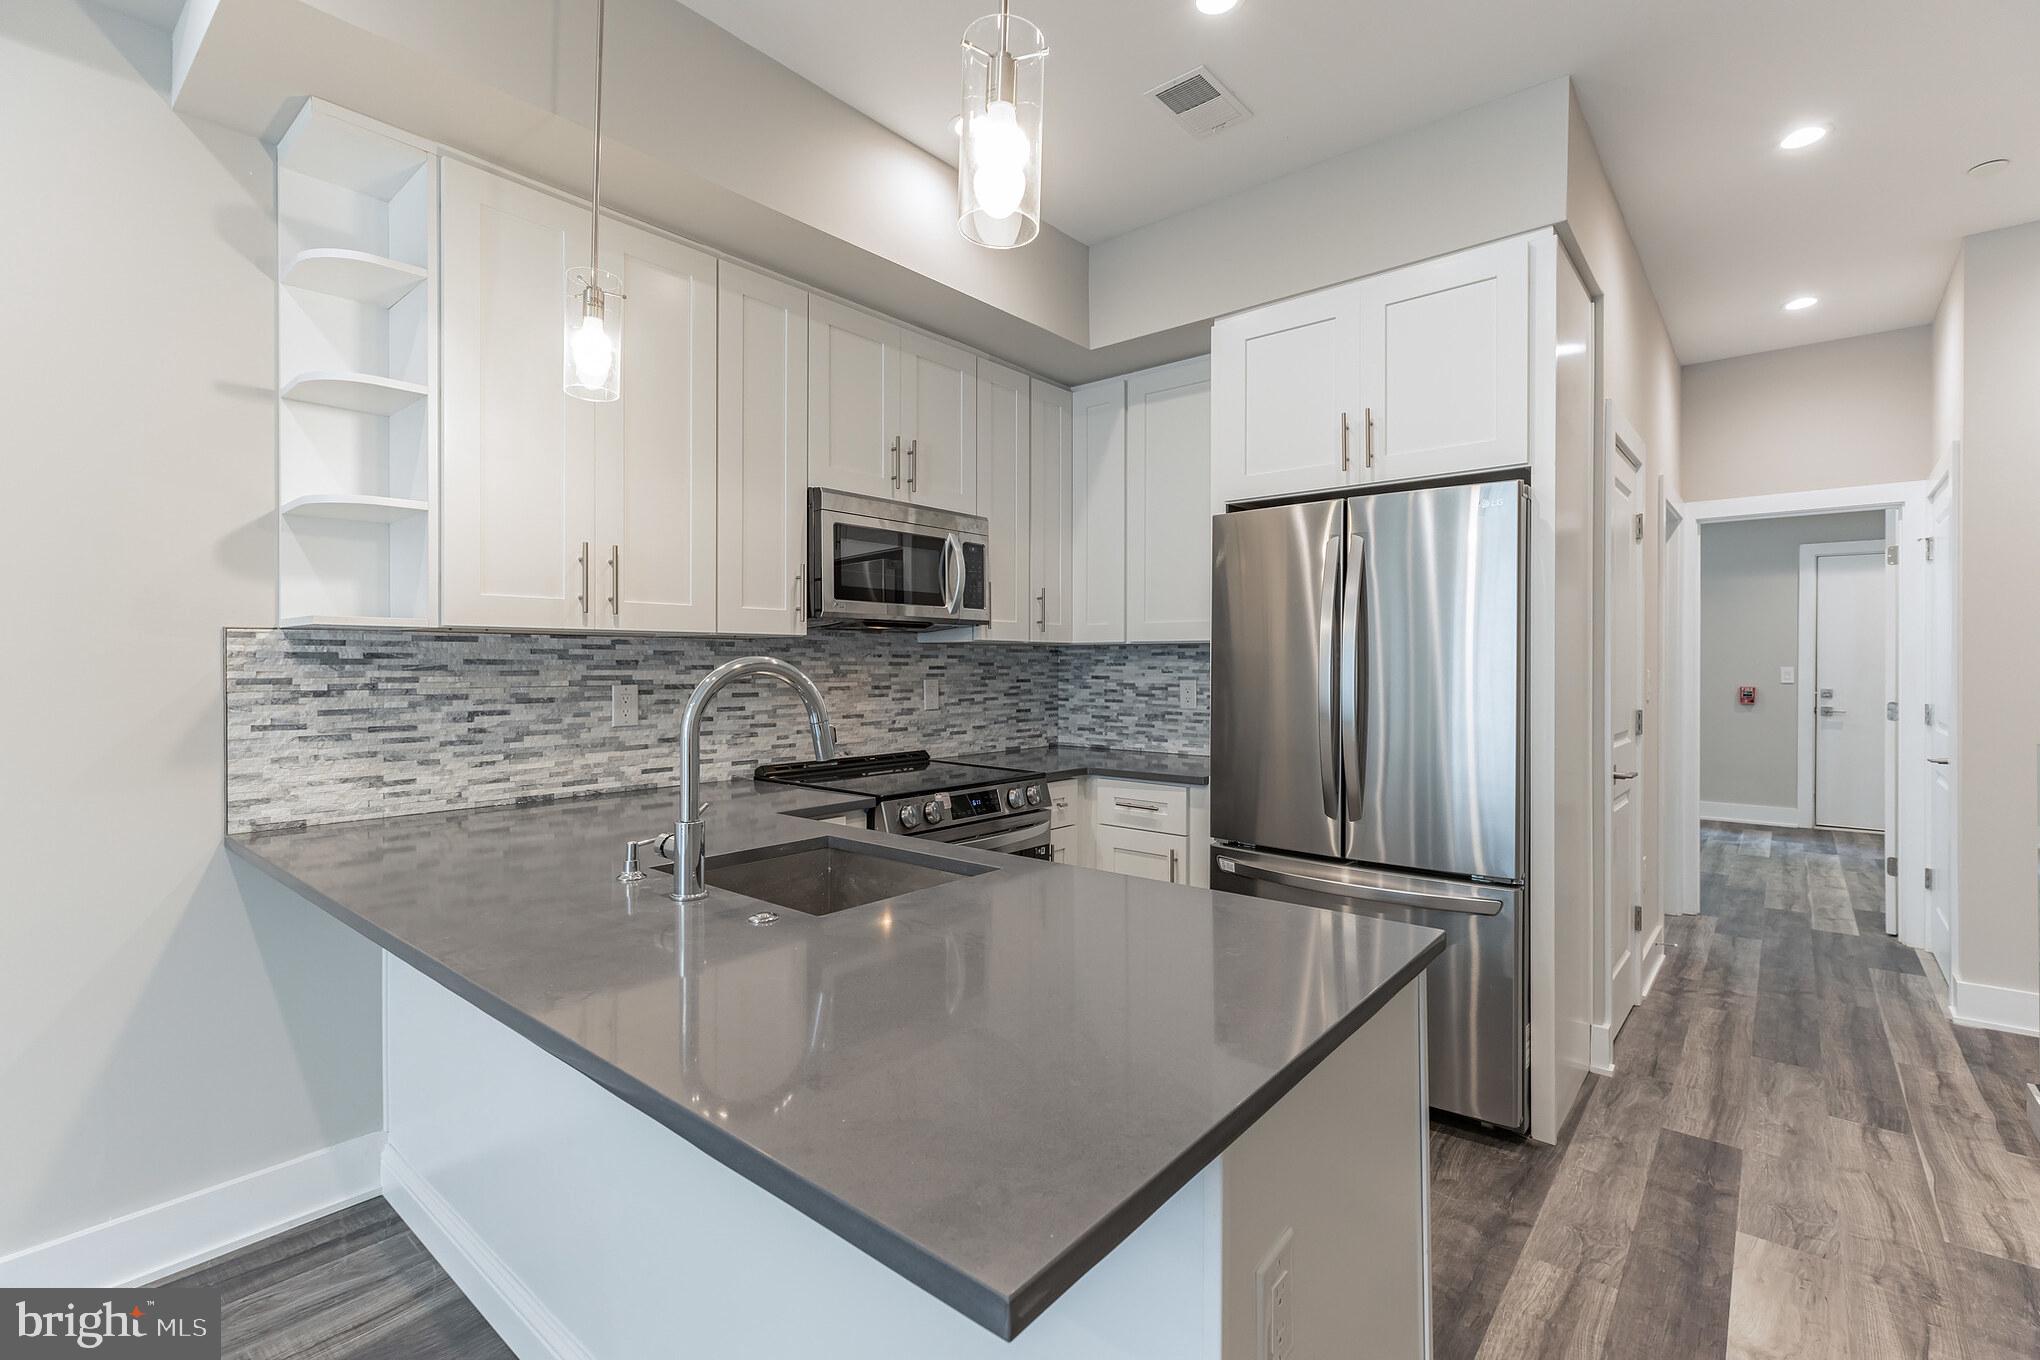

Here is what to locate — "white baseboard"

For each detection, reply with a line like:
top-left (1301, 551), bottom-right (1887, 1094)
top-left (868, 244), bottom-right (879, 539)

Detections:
top-left (1588, 1023), bottom-right (1615, 1076)
top-left (1949, 974), bottom-right (2040, 1037)
top-left (380, 1143), bottom-right (591, 1360)
top-left (0, 1133), bottom-right (382, 1288)
top-left (1699, 801), bottom-right (1802, 829)
top-left (1640, 930), bottom-right (1667, 997)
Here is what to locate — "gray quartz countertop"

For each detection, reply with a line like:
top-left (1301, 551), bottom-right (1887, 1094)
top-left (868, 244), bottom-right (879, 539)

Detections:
top-left (952, 743), bottom-right (1210, 786)
top-left (226, 777), bottom-right (1438, 1340)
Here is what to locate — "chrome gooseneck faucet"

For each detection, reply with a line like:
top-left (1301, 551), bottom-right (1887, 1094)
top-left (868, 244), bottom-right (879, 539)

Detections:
top-left (672, 657), bottom-right (836, 901)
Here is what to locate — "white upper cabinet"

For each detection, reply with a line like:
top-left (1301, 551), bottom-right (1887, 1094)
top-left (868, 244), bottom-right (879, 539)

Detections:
top-left (808, 296), bottom-right (901, 501)
top-left (1358, 235), bottom-right (1530, 484)
top-left (440, 160), bottom-right (597, 631)
top-left (1028, 380), bottom-right (1074, 643)
top-left (1210, 281), bottom-right (1363, 509)
top-left (976, 359), bottom-right (1032, 642)
top-left (1125, 358), bottom-right (1212, 642)
top-left (899, 330), bottom-right (979, 513)
top-left (1071, 379), bottom-right (1128, 644)
top-left (594, 217), bottom-right (718, 633)
top-left (718, 262), bottom-right (810, 638)
top-left (1210, 235), bottom-right (1536, 507)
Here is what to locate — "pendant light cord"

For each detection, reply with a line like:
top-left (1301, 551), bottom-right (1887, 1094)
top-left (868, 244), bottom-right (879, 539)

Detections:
top-left (589, 0), bottom-right (606, 273)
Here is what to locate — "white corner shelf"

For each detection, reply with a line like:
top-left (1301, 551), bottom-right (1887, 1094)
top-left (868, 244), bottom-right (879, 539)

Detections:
top-left (282, 493), bottom-right (431, 523)
top-left (282, 370), bottom-right (429, 416)
top-left (282, 248), bottom-right (427, 306)
top-left (279, 614), bottom-right (430, 630)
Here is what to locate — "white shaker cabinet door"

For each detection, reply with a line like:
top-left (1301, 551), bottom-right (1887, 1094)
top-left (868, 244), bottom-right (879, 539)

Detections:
top-left (1028, 380), bottom-right (1075, 643)
top-left (594, 217), bottom-right (718, 633)
top-left (1210, 281), bottom-right (1364, 510)
top-left (440, 160), bottom-right (597, 630)
top-left (808, 295), bottom-right (902, 502)
top-left (1358, 235), bottom-right (1531, 484)
top-left (1070, 379), bottom-right (1127, 643)
top-left (899, 329), bottom-right (979, 513)
top-left (1092, 825), bottom-right (1188, 883)
top-left (1125, 357), bottom-right (1212, 643)
top-left (718, 263), bottom-right (810, 638)
top-left (976, 358), bottom-right (1032, 642)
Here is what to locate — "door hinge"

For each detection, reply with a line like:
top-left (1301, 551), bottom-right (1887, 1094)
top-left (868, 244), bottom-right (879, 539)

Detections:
top-left (1632, 512), bottom-right (1645, 542)
top-left (1632, 903), bottom-right (1643, 933)
top-left (1924, 702), bottom-right (1935, 727)
top-left (1635, 706), bottom-right (1645, 738)
top-left (1924, 536), bottom-right (1935, 562)
top-left (1886, 855), bottom-right (1898, 878)
top-left (1924, 866), bottom-right (1935, 890)
top-left (1887, 700), bottom-right (1898, 721)
top-left (1886, 544), bottom-right (1899, 565)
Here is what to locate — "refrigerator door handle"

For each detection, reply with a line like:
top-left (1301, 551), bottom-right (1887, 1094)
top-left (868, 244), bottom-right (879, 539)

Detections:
top-left (1214, 852), bottom-right (1506, 917)
top-left (1316, 542), bottom-right (1340, 820)
top-left (1340, 533), bottom-right (1367, 824)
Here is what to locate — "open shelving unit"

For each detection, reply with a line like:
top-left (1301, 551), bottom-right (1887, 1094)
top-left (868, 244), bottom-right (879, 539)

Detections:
top-left (275, 101), bottom-right (439, 628)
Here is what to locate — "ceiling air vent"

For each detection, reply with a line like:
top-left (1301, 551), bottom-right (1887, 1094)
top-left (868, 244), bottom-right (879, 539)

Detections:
top-left (1147, 66), bottom-right (1252, 139)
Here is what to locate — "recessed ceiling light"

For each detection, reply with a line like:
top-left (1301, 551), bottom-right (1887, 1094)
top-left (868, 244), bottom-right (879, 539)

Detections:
top-left (1967, 157), bottom-right (2012, 178)
top-left (1196, 0), bottom-right (1242, 14)
top-left (1778, 124), bottom-right (1829, 151)
top-left (1783, 295), bottom-right (1819, 312)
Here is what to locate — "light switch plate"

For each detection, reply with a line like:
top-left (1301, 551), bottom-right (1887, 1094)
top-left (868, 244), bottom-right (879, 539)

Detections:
top-left (610, 683), bottom-right (640, 726)
top-left (923, 677), bottom-right (940, 711)
top-left (1779, 666), bottom-right (1795, 685)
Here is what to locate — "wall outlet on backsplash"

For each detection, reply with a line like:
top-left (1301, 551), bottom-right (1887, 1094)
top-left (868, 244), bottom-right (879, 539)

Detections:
top-left (923, 677), bottom-right (940, 711)
top-left (611, 684), bottom-right (641, 727)
top-left (1178, 679), bottom-right (1196, 709)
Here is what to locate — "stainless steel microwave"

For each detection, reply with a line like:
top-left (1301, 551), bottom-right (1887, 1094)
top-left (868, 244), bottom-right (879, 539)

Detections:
top-left (806, 489), bottom-right (990, 629)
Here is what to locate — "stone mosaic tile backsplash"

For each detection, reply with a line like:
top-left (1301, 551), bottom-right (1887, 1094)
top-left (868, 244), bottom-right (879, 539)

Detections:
top-left (225, 630), bottom-right (1210, 831)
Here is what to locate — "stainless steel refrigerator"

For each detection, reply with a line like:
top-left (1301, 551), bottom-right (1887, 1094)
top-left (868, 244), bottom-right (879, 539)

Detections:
top-left (1209, 477), bottom-right (1530, 1130)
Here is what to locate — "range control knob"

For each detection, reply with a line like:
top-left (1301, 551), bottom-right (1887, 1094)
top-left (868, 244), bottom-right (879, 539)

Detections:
top-left (922, 799), bottom-right (944, 824)
top-left (1007, 788), bottom-right (1025, 809)
top-left (898, 804), bottom-right (921, 830)
top-left (1025, 785), bottom-right (1043, 807)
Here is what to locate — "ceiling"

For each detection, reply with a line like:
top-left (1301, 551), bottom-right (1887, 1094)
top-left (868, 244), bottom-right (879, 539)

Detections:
top-left (679, 0), bottom-right (2040, 364)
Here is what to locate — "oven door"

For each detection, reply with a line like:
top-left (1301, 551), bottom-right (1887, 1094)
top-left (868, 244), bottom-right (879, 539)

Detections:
top-left (811, 490), bottom-right (990, 628)
top-left (920, 813), bottom-right (1052, 859)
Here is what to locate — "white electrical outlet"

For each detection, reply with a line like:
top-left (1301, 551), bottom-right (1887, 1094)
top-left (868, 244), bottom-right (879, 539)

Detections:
top-left (610, 683), bottom-right (640, 727)
top-left (923, 677), bottom-right (940, 711)
top-left (1179, 678), bottom-right (1197, 708)
top-left (1255, 1228), bottom-right (1295, 1360)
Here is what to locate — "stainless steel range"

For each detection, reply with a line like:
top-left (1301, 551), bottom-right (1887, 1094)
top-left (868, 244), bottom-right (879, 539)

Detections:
top-left (756, 751), bottom-right (1053, 859)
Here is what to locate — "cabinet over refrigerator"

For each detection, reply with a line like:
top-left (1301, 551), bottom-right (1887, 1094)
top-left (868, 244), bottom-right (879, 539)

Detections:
top-left (1210, 476), bottom-right (1530, 1130)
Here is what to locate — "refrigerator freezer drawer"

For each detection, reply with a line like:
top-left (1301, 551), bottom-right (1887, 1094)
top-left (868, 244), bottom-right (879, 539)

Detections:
top-left (1211, 846), bottom-right (1527, 1131)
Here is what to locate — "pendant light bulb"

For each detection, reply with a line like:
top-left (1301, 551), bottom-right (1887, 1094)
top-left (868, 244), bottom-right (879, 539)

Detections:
top-left (565, 0), bottom-right (622, 402)
top-left (970, 100), bottom-right (1030, 219)
top-left (958, 4), bottom-right (1046, 250)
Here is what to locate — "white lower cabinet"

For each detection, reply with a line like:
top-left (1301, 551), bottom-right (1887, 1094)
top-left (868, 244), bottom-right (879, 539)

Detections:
top-left (1050, 825), bottom-right (1081, 866)
top-left (1053, 777), bottom-right (1206, 884)
top-left (1092, 824), bottom-right (1188, 884)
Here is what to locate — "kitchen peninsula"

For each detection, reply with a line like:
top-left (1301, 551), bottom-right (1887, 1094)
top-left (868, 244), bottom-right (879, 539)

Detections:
top-left (229, 775), bottom-right (1443, 1358)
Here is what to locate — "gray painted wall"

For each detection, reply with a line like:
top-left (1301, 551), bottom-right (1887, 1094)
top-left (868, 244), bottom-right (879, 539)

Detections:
top-left (1699, 512), bottom-right (1887, 812)
top-left (0, 2), bottom-right (382, 1259)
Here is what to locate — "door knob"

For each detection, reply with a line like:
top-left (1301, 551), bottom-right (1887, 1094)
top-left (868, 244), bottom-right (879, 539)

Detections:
top-left (1612, 770), bottom-right (1639, 782)
top-left (1819, 705), bottom-right (1845, 717)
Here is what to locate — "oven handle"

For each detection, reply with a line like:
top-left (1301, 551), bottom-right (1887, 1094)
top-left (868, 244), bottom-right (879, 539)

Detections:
top-left (941, 532), bottom-right (964, 615)
top-left (948, 819), bottom-right (1049, 853)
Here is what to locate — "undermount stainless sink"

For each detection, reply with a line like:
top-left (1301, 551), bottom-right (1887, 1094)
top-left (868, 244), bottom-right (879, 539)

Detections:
top-left (657, 838), bottom-right (986, 917)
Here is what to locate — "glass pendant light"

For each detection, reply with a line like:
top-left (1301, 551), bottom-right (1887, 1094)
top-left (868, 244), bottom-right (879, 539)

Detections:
top-left (565, 0), bottom-right (622, 402)
top-left (959, 2), bottom-right (1047, 250)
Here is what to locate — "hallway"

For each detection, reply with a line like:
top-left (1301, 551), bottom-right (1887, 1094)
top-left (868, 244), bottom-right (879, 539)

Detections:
top-left (1432, 823), bottom-right (2040, 1358)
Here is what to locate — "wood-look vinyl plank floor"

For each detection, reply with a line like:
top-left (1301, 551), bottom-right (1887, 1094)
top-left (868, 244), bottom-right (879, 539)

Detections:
top-left (1434, 823), bottom-right (2040, 1359)
top-left (161, 824), bottom-right (2037, 1360)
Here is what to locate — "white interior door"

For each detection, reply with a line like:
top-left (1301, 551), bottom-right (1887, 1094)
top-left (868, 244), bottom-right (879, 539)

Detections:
top-left (1605, 419), bottom-right (1646, 1040)
top-left (1811, 548), bottom-right (1889, 831)
top-left (1922, 464), bottom-right (1957, 974)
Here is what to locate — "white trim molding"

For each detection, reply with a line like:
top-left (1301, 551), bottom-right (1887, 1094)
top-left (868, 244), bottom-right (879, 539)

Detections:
top-left (1700, 801), bottom-right (1800, 828)
top-left (1684, 480), bottom-right (1925, 524)
top-left (1949, 974), bottom-right (2040, 1038)
top-left (0, 1134), bottom-right (382, 1288)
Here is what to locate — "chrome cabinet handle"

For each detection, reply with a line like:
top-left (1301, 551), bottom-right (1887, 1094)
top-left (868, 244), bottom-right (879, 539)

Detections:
top-left (1036, 587), bottom-right (1047, 631)
top-left (1340, 411), bottom-right (1351, 472)
top-left (607, 544), bottom-right (620, 616)
top-left (890, 435), bottom-right (902, 489)
top-left (793, 561), bottom-right (806, 619)
top-left (907, 438), bottom-right (919, 492)
top-left (1114, 798), bottom-right (1164, 812)
top-left (1364, 406), bottom-right (1375, 468)
top-left (577, 541), bottom-right (591, 615)
top-left (1168, 847), bottom-right (1179, 883)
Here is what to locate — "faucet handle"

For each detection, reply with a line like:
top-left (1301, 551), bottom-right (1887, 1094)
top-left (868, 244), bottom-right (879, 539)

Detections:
top-left (619, 833), bottom-right (674, 883)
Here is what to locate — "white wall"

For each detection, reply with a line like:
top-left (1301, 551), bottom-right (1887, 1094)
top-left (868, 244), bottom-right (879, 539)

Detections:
top-left (1087, 80), bottom-right (1572, 349)
top-left (1680, 328), bottom-right (1935, 503)
top-left (0, 1), bottom-right (381, 1260)
top-left (1950, 222), bottom-right (2040, 1019)
top-left (1931, 258), bottom-right (1963, 465)
top-left (1698, 513), bottom-right (1888, 814)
